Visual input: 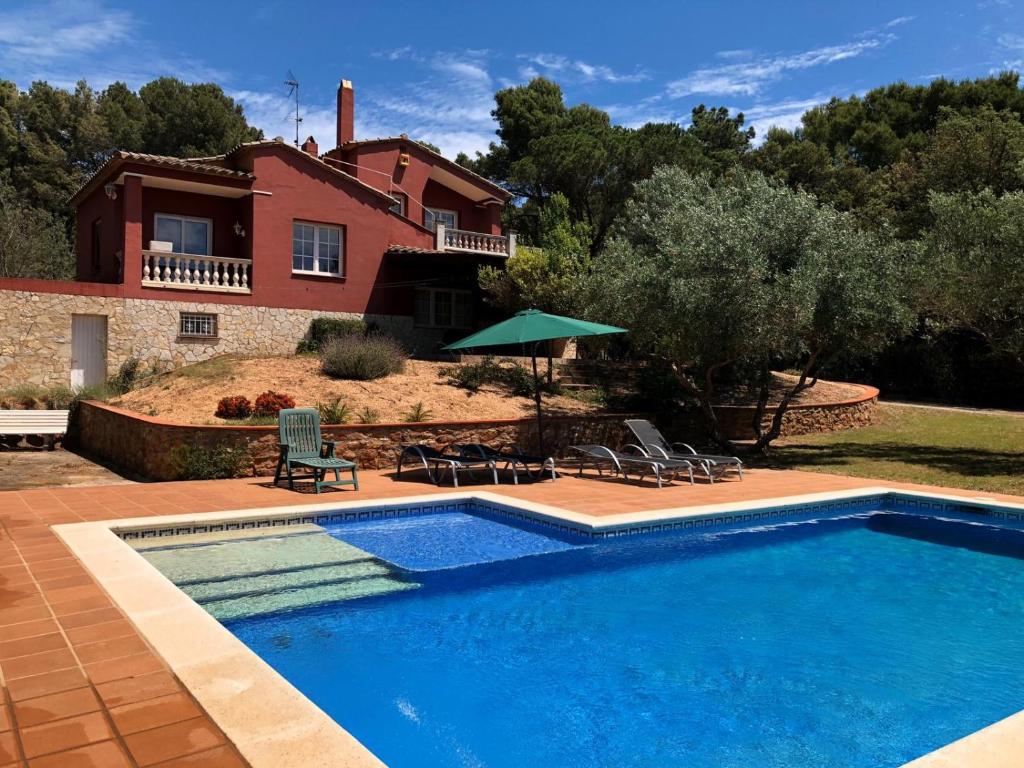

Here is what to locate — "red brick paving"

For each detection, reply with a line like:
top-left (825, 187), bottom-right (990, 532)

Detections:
top-left (1, 468), bottom-right (1022, 766)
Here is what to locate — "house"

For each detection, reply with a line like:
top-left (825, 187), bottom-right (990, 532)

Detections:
top-left (0, 79), bottom-right (514, 389)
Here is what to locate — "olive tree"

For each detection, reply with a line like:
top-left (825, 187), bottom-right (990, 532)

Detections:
top-left (587, 167), bottom-right (911, 452)
top-left (922, 189), bottom-right (1024, 369)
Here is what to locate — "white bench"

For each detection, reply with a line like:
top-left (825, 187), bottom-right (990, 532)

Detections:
top-left (0, 409), bottom-right (71, 449)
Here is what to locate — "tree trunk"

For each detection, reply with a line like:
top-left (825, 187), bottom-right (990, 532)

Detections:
top-left (748, 350), bottom-right (822, 455)
top-left (670, 361), bottom-right (740, 454)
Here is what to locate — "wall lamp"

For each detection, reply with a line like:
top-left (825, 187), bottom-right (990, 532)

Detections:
top-left (103, 182), bottom-right (117, 200)
top-left (233, 221), bottom-right (246, 237)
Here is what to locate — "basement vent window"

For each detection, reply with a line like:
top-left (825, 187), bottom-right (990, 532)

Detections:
top-left (179, 312), bottom-right (218, 339)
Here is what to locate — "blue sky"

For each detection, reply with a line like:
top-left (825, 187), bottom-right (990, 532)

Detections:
top-left (2, 0), bottom-right (1023, 158)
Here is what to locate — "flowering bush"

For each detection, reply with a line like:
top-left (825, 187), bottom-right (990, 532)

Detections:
top-left (214, 395), bottom-right (252, 419)
top-left (253, 390), bottom-right (295, 417)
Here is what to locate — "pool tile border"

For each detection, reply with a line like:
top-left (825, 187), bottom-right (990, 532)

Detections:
top-left (54, 487), bottom-right (1024, 768)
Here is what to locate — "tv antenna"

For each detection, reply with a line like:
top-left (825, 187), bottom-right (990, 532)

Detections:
top-left (284, 71), bottom-right (302, 146)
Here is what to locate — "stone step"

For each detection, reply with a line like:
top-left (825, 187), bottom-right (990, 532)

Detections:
top-left (183, 561), bottom-right (395, 603)
top-left (205, 577), bottom-right (418, 622)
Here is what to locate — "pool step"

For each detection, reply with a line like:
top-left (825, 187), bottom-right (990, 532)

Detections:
top-left (141, 534), bottom-right (373, 584)
top-left (138, 530), bottom-right (419, 621)
top-left (129, 524), bottom-right (325, 551)
top-left (182, 560), bottom-right (395, 603)
top-left (202, 577), bottom-right (418, 622)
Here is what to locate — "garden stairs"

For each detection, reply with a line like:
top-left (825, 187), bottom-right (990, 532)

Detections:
top-left (556, 359), bottom-right (641, 393)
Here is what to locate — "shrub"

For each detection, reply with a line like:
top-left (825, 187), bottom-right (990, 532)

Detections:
top-left (320, 333), bottom-right (406, 381)
top-left (402, 401), bottom-right (433, 422)
top-left (297, 317), bottom-right (368, 353)
top-left (317, 397), bottom-right (351, 424)
top-left (108, 357), bottom-right (142, 395)
top-left (42, 385), bottom-right (75, 410)
top-left (253, 390), bottom-right (295, 417)
top-left (440, 356), bottom-right (545, 397)
top-left (1, 383), bottom-right (44, 409)
top-left (172, 442), bottom-right (250, 480)
top-left (215, 395), bottom-right (253, 419)
top-left (356, 406), bottom-right (380, 424)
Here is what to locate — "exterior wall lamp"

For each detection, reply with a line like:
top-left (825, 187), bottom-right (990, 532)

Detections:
top-left (104, 182), bottom-right (117, 200)
top-left (233, 221), bottom-right (246, 237)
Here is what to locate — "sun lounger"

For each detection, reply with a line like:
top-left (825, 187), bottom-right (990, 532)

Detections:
top-left (569, 444), bottom-right (695, 488)
top-left (397, 444), bottom-right (498, 487)
top-left (624, 419), bottom-right (744, 482)
top-left (455, 443), bottom-right (556, 484)
top-left (274, 408), bottom-right (359, 494)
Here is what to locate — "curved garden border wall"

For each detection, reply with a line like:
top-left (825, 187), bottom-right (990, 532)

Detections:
top-left (74, 401), bottom-right (635, 480)
top-left (73, 384), bottom-right (878, 481)
top-left (706, 384), bottom-right (880, 441)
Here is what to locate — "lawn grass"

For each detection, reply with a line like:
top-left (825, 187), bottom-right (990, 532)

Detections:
top-left (766, 404), bottom-right (1024, 496)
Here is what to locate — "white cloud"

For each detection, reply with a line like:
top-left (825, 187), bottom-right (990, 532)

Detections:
top-left (0, 0), bottom-right (228, 89)
top-left (519, 53), bottom-right (648, 84)
top-left (667, 33), bottom-right (893, 98)
top-left (740, 96), bottom-right (829, 140)
top-left (884, 16), bottom-right (916, 28)
top-left (997, 33), bottom-right (1024, 49)
top-left (0, 0), bottom-right (134, 61)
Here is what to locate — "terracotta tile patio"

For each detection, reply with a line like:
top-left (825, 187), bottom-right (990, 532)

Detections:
top-left (1, 467), bottom-right (1022, 766)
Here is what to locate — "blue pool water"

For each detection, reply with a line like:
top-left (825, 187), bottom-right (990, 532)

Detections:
top-left (226, 511), bottom-right (1024, 768)
top-left (323, 511), bottom-right (584, 571)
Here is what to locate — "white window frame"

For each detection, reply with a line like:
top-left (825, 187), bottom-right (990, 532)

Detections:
top-left (179, 312), bottom-right (218, 338)
top-left (154, 213), bottom-right (213, 256)
top-left (292, 221), bottom-right (344, 277)
top-left (424, 207), bottom-right (458, 232)
top-left (414, 287), bottom-right (473, 329)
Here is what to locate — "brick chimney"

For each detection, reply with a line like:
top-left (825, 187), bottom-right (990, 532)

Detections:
top-left (300, 136), bottom-right (318, 156)
top-left (336, 79), bottom-right (354, 147)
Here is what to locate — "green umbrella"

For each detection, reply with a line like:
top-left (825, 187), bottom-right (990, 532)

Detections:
top-left (443, 309), bottom-right (627, 456)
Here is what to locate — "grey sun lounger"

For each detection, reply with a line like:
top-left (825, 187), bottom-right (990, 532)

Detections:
top-left (624, 419), bottom-right (744, 482)
top-left (569, 444), bottom-right (695, 488)
top-left (455, 444), bottom-right (557, 484)
top-left (397, 444), bottom-right (498, 487)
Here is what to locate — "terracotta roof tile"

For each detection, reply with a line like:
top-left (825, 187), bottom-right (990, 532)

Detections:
top-left (68, 151), bottom-right (253, 205)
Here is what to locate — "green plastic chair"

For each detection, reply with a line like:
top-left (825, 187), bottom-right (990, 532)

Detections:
top-left (273, 408), bottom-right (359, 494)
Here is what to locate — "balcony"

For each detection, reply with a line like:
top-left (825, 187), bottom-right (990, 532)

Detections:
top-left (142, 251), bottom-right (252, 294)
top-left (436, 225), bottom-right (515, 257)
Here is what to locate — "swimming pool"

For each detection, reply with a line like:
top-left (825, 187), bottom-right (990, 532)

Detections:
top-left (139, 498), bottom-right (1024, 768)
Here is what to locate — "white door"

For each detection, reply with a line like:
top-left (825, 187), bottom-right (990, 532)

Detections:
top-left (71, 314), bottom-right (108, 389)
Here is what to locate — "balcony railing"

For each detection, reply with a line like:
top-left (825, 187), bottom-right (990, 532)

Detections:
top-left (436, 225), bottom-right (515, 257)
top-left (142, 251), bottom-right (252, 294)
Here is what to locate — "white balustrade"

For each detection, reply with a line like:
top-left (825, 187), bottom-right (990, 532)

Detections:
top-left (436, 225), bottom-right (514, 257)
top-left (141, 251), bottom-right (251, 294)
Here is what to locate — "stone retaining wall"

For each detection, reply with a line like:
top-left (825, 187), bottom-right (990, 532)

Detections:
top-left (74, 401), bottom-right (633, 481)
top-left (667, 385), bottom-right (880, 441)
top-left (0, 283), bottom-right (439, 388)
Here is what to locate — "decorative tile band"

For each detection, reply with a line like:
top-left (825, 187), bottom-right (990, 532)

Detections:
top-left (113, 490), bottom-right (1024, 545)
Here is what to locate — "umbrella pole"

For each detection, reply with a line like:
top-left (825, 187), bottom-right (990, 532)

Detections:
top-left (532, 344), bottom-right (545, 457)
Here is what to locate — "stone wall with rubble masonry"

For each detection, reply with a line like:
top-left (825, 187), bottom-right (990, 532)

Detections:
top-left (0, 288), bottom-right (443, 388)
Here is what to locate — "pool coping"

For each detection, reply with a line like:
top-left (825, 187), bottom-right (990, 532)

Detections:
top-left (52, 486), bottom-right (1024, 768)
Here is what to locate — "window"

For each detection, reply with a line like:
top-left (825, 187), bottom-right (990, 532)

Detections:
top-left (389, 193), bottom-right (407, 217)
top-left (154, 214), bottom-right (211, 255)
top-left (292, 222), bottom-right (343, 276)
top-left (179, 312), bottom-right (217, 338)
top-left (423, 207), bottom-right (458, 232)
top-left (414, 288), bottom-right (472, 328)
top-left (90, 219), bottom-right (102, 272)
